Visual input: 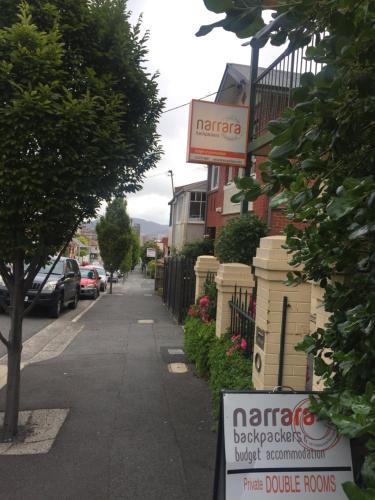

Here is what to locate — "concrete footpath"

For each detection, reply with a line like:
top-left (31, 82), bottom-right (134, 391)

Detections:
top-left (0, 270), bottom-right (216, 500)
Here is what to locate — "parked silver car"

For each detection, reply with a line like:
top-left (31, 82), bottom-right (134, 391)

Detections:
top-left (106, 271), bottom-right (119, 283)
top-left (94, 266), bottom-right (108, 291)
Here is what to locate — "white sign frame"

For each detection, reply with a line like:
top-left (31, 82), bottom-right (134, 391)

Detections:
top-left (146, 248), bottom-right (156, 258)
top-left (214, 391), bottom-right (353, 500)
top-left (187, 100), bottom-right (250, 168)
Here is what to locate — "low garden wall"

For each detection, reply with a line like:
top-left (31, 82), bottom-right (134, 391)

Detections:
top-left (188, 236), bottom-right (334, 405)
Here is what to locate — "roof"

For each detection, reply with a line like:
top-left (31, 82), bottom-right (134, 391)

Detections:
top-left (215, 63), bottom-right (267, 104)
top-left (169, 180), bottom-right (207, 205)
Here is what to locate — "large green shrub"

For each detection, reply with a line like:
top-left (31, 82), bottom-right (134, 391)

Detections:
top-left (146, 260), bottom-right (156, 278)
top-left (180, 238), bottom-right (214, 261)
top-left (208, 333), bottom-right (253, 417)
top-left (215, 214), bottom-right (268, 265)
top-left (200, 1), bottom-right (375, 496)
top-left (184, 316), bottom-right (216, 377)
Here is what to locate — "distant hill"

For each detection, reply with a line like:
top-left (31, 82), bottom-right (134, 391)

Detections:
top-left (82, 217), bottom-right (168, 239)
top-left (131, 218), bottom-right (169, 238)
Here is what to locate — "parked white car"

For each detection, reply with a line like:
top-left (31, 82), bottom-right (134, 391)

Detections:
top-left (94, 266), bottom-right (108, 291)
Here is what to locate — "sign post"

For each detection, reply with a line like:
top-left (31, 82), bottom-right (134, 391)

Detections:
top-left (146, 247), bottom-right (157, 278)
top-left (214, 391), bottom-right (353, 499)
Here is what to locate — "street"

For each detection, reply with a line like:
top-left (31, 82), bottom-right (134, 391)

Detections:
top-left (0, 298), bottom-right (93, 359)
top-left (0, 270), bottom-right (216, 500)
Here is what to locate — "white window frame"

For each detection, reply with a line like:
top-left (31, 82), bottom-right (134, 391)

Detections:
top-left (189, 191), bottom-right (206, 222)
top-left (210, 165), bottom-right (219, 190)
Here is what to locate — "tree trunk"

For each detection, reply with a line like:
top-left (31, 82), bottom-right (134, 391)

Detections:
top-left (2, 257), bottom-right (24, 441)
top-left (109, 272), bottom-right (113, 294)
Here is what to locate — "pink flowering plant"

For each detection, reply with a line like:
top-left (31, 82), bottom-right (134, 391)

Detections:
top-left (226, 334), bottom-right (248, 357)
top-left (191, 293), bottom-right (215, 322)
top-left (187, 294), bottom-right (213, 323)
top-left (187, 277), bottom-right (217, 323)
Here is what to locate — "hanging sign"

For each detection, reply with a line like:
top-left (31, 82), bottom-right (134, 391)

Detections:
top-left (187, 100), bottom-right (249, 167)
top-left (214, 391), bottom-right (353, 500)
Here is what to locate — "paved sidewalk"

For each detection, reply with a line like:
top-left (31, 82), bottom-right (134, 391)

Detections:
top-left (0, 270), bottom-right (216, 500)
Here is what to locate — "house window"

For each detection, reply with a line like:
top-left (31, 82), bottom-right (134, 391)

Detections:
top-left (189, 192), bottom-right (206, 221)
top-left (210, 165), bottom-right (219, 190)
top-left (227, 167), bottom-right (233, 183)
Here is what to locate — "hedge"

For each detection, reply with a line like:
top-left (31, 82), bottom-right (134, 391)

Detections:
top-left (184, 316), bottom-right (253, 418)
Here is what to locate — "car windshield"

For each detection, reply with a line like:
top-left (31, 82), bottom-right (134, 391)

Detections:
top-left (80, 268), bottom-right (95, 278)
top-left (96, 268), bottom-right (105, 277)
top-left (39, 261), bottom-right (64, 275)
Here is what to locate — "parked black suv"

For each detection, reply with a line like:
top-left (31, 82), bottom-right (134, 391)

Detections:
top-left (0, 257), bottom-right (81, 318)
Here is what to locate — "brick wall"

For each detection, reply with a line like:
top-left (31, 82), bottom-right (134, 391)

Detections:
top-left (252, 158), bottom-right (306, 236)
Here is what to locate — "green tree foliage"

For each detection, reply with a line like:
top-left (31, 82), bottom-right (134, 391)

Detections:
top-left (0, 1), bottom-right (163, 440)
top-left (120, 249), bottom-right (132, 276)
top-left (96, 198), bottom-right (132, 291)
top-left (140, 240), bottom-right (163, 263)
top-left (76, 234), bottom-right (89, 258)
top-left (214, 214), bottom-right (268, 265)
top-left (200, 0), bottom-right (375, 495)
top-left (146, 260), bottom-right (156, 279)
top-left (130, 230), bottom-right (140, 270)
top-left (179, 238), bottom-right (214, 261)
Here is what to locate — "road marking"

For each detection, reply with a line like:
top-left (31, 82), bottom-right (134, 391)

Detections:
top-left (138, 320), bottom-right (154, 324)
top-left (168, 349), bottom-right (184, 355)
top-left (144, 294), bottom-right (153, 297)
top-left (0, 324), bottom-right (85, 391)
top-left (168, 363), bottom-right (188, 374)
top-left (29, 325), bottom-right (84, 364)
top-left (72, 294), bottom-right (102, 323)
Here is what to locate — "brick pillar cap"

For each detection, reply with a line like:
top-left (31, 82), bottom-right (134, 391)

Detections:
top-left (215, 262), bottom-right (254, 288)
top-left (194, 255), bottom-right (219, 272)
top-left (254, 235), bottom-right (303, 272)
top-left (259, 235), bottom-right (287, 249)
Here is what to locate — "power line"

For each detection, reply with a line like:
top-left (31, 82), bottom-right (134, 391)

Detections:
top-left (162, 84), bottom-right (237, 114)
top-left (145, 169), bottom-right (169, 179)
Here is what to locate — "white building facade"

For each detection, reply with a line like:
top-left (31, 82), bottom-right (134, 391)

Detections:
top-left (168, 180), bottom-right (207, 251)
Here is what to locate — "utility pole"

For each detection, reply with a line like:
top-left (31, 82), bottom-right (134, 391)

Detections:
top-left (168, 170), bottom-right (175, 196)
top-left (241, 37), bottom-right (260, 216)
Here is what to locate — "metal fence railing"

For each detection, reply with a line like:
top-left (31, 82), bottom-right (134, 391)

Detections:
top-left (253, 39), bottom-right (323, 140)
top-left (154, 260), bottom-right (164, 291)
top-left (248, 33), bottom-right (324, 144)
top-left (229, 284), bottom-right (257, 359)
top-left (162, 256), bottom-right (196, 324)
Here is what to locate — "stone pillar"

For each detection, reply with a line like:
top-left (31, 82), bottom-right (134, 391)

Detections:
top-left (309, 276), bottom-right (347, 392)
top-left (252, 236), bottom-right (311, 391)
top-left (194, 255), bottom-right (220, 301)
top-left (215, 263), bottom-right (254, 338)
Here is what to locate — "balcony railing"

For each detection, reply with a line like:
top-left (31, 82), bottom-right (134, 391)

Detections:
top-left (248, 31), bottom-right (323, 147)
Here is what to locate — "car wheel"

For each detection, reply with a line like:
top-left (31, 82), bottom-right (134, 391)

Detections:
top-left (49, 296), bottom-right (63, 318)
top-left (68, 291), bottom-right (78, 310)
top-left (92, 289), bottom-right (98, 300)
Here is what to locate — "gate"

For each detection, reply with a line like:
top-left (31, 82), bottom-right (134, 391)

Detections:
top-left (162, 256), bottom-right (196, 323)
top-left (229, 283), bottom-right (257, 360)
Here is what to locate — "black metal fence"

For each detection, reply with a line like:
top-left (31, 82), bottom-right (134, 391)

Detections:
top-left (154, 260), bottom-right (164, 291)
top-left (229, 284), bottom-right (257, 359)
top-left (162, 256), bottom-right (196, 324)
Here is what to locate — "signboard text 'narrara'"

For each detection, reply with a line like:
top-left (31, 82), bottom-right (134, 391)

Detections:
top-left (186, 100), bottom-right (250, 168)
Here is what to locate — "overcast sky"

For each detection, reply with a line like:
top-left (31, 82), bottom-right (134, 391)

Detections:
top-left (126, 0), bottom-right (280, 225)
